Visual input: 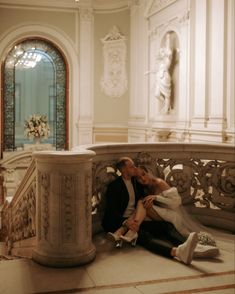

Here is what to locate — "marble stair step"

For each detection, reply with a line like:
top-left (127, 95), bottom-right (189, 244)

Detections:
top-left (0, 241), bottom-right (6, 255)
top-left (0, 254), bottom-right (21, 261)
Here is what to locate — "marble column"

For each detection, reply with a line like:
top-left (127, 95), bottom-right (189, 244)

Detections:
top-left (208, 0), bottom-right (226, 123)
top-left (128, 0), bottom-right (148, 142)
top-left (190, 0), bottom-right (230, 142)
top-left (32, 151), bottom-right (96, 267)
top-left (77, 5), bottom-right (94, 145)
top-left (191, 0), bottom-right (207, 128)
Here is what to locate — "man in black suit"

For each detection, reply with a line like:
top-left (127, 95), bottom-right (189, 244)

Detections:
top-left (102, 157), bottom-right (198, 265)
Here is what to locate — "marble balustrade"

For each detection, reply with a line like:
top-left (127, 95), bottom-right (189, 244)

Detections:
top-left (0, 143), bottom-right (234, 267)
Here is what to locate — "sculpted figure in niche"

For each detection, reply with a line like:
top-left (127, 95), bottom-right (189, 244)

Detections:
top-left (155, 33), bottom-right (173, 114)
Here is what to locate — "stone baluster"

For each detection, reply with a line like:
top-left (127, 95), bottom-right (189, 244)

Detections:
top-left (32, 151), bottom-right (96, 267)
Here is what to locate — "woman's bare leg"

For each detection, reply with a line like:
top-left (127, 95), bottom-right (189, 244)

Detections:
top-left (146, 207), bottom-right (163, 221)
top-left (121, 200), bottom-right (147, 245)
top-left (124, 200), bottom-right (147, 231)
top-left (133, 200), bottom-right (147, 225)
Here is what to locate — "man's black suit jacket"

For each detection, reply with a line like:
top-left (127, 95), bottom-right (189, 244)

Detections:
top-left (102, 176), bottom-right (144, 232)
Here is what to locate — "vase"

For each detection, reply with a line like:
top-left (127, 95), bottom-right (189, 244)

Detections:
top-left (34, 137), bottom-right (41, 144)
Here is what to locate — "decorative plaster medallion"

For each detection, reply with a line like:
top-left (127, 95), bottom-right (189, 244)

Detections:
top-left (100, 26), bottom-right (128, 98)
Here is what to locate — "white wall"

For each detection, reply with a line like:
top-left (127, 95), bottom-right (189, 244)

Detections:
top-left (0, 0), bottom-right (234, 157)
top-left (128, 0), bottom-right (234, 144)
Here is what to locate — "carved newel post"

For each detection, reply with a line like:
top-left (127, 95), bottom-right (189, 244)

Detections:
top-left (32, 151), bottom-right (96, 267)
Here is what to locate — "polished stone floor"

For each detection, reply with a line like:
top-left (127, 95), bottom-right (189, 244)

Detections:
top-left (0, 234), bottom-right (234, 294)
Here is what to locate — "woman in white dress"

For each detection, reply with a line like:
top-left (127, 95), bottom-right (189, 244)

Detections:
top-left (131, 166), bottom-right (235, 258)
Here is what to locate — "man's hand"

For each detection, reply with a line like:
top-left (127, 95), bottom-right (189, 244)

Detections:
top-left (125, 219), bottom-right (139, 232)
top-left (142, 195), bottom-right (156, 209)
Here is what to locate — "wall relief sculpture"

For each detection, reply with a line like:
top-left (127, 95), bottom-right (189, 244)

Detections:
top-left (146, 30), bottom-right (179, 115)
top-left (100, 26), bottom-right (128, 98)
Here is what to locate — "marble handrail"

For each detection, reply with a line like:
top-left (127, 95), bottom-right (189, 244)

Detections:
top-left (78, 143), bottom-right (235, 233)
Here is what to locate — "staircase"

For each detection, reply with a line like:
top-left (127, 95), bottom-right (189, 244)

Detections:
top-left (0, 242), bottom-right (22, 261)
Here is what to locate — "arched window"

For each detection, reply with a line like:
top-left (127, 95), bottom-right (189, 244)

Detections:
top-left (2, 38), bottom-right (68, 151)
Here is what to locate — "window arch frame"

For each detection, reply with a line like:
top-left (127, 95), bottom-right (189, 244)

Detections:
top-left (1, 37), bottom-right (69, 152)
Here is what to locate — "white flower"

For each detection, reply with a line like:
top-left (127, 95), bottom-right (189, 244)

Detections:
top-left (198, 231), bottom-right (216, 246)
top-left (24, 114), bottom-right (50, 140)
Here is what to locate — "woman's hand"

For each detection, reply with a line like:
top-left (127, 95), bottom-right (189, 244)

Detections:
top-left (142, 195), bottom-right (156, 209)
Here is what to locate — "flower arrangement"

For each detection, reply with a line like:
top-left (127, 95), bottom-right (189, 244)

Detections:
top-left (198, 231), bottom-right (217, 246)
top-left (24, 114), bottom-right (50, 141)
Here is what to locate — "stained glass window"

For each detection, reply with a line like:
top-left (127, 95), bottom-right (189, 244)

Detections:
top-left (3, 38), bottom-right (67, 151)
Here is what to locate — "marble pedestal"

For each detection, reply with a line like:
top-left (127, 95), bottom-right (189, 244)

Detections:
top-left (32, 151), bottom-right (96, 267)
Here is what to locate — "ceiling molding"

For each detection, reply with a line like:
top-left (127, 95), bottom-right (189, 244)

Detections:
top-left (0, 0), bottom-right (130, 11)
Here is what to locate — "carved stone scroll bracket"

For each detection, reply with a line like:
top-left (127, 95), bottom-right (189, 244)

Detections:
top-left (32, 150), bottom-right (96, 268)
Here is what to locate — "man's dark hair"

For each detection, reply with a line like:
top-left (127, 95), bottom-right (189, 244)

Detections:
top-left (116, 157), bottom-right (133, 172)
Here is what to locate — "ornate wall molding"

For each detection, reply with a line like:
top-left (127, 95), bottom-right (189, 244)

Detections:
top-left (149, 11), bottom-right (187, 40)
top-left (146, 0), bottom-right (177, 18)
top-left (100, 26), bottom-right (128, 98)
top-left (128, 0), bottom-right (141, 7)
top-left (79, 8), bottom-right (94, 22)
top-left (178, 10), bottom-right (190, 25)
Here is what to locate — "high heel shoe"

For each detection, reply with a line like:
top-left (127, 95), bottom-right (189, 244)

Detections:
top-left (120, 230), bottom-right (138, 247)
top-left (106, 232), bottom-right (123, 248)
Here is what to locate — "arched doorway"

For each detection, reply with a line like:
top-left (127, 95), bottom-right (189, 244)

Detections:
top-left (2, 38), bottom-right (68, 152)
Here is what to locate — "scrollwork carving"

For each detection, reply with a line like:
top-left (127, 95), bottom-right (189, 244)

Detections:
top-left (85, 171), bottom-right (92, 237)
top-left (39, 172), bottom-right (50, 241)
top-left (61, 175), bottom-right (75, 242)
top-left (92, 160), bottom-right (117, 216)
top-left (9, 179), bottom-right (36, 245)
top-left (92, 152), bottom-right (235, 219)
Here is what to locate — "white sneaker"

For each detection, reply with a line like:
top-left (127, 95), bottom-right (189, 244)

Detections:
top-left (176, 232), bottom-right (198, 265)
top-left (194, 244), bottom-right (219, 258)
